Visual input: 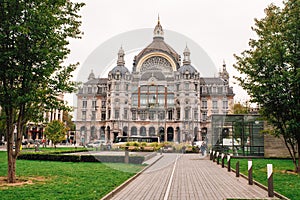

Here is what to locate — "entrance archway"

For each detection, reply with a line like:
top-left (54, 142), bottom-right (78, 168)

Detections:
top-left (167, 127), bottom-right (174, 142)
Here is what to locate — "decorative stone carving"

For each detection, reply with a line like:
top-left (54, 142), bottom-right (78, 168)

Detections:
top-left (141, 56), bottom-right (173, 72)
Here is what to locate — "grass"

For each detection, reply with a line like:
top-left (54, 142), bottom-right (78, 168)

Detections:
top-left (0, 151), bottom-right (144, 200)
top-left (229, 158), bottom-right (300, 199)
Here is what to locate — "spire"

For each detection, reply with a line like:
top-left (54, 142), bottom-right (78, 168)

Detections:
top-left (183, 44), bottom-right (191, 65)
top-left (117, 46), bottom-right (125, 66)
top-left (88, 69), bottom-right (95, 80)
top-left (219, 60), bottom-right (229, 81)
top-left (153, 15), bottom-right (164, 39)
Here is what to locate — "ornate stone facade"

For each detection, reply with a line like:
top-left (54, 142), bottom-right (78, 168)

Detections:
top-left (75, 20), bottom-right (234, 145)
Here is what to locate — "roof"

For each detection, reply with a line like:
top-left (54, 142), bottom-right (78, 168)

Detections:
top-left (200, 77), bottom-right (225, 85)
top-left (134, 38), bottom-right (180, 67)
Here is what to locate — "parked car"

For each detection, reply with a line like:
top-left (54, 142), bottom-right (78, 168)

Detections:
top-left (0, 140), bottom-right (5, 145)
top-left (86, 140), bottom-right (105, 148)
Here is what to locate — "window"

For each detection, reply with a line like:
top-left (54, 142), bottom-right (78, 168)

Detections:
top-left (158, 94), bottom-right (165, 106)
top-left (223, 100), bottom-right (228, 109)
top-left (101, 111), bottom-right (106, 120)
top-left (202, 112), bottom-right (207, 121)
top-left (176, 109), bottom-right (180, 120)
top-left (168, 110), bottom-right (173, 120)
top-left (218, 87), bottom-right (223, 94)
top-left (201, 100), bottom-right (207, 109)
top-left (124, 109), bottom-right (128, 120)
top-left (115, 109), bottom-right (119, 119)
top-left (91, 111), bottom-right (96, 120)
top-left (92, 100), bottom-right (97, 110)
top-left (140, 94), bottom-right (147, 106)
top-left (88, 87), bottom-right (92, 94)
top-left (158, 112), bottom-right (165, 120)
top-left (149, 111), bottom-right (155, 120)
top-left (194, 110), bottom-right (198, 120)
top-left (213, 100), bottom-right (218, 109)
top-left (132, 111), bottom-right (137, 120)
top-left (185, 83), bottom-right (189, 90)
top-left (185, 109), bottom-right (190, 120)
top-left (176, 84), bottom-right (180, 91)
top-left (102, 101), bottom-right (106, 108)
top-left (167, 94), bottom-right (174, 106)
top-left (115, 84), bottom-right (119, 91)
top-left (82, 111), bottom-right (86, 121)
top-left (140, 110), bottom-right (146, 120)
top-left (212, 86), bottom-right (217, 94)
top-left (82, 100), bottom-right (87, 108)
top-left (132, 94), bottom-right (138, 106)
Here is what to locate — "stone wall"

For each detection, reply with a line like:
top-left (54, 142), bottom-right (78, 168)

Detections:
top-left (264, 134), bottom-right (291, 158)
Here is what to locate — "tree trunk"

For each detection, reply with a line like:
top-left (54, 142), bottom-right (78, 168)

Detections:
top-left (297, 142), bottom-right (300, 174)
top-left (7, 148), bottom-right (16, 183)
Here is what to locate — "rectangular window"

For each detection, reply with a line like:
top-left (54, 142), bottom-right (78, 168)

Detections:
top-left (149, 111), bottom-right (155, 120)
top-left (158, 112), bottom-right (165, 120)
top-left (185, 83), bottom-right (189, 90)
top-left (168, 110), bottom-right (173, 120)
top-left (177, 109), bottom-right (180, 120)
top-left (82, 100), bottom-right (87, 108)
top-left (101, 111), bottom-right (106, 120)
top-left (140, 111), bottom-right (146, 120)
top-left (82, 111), bottom-right (86, 121)
top-left (212, 87), bottom-right (217, 94)
top-left (115, 110), bottom-right (119, 119)
top-left (88, 87), bottom-right (92, 94)
top-left (185, 109), bottom-right (190, 120)
top-left (202, 112), bottom-right (207, 121)
top-left (140, 94), bottom-right (147, 106)
top-left (201, 100), bottom-right (207, 109)
top-left (124, 109), bottom-right (128, 120)
top-left (167, 94), bottom-right (174, 106)
top-left (194, 110), bottom-right (198, 120)
top-left (92, 100), bottom-right (97, 110)
top-left (132, 94), bottom-right (138, 106)
top-left (102, 101), bottom-right (106, 108)
top-left (149, 86), bottom-right (156, 92)
top-left (213, 100), bottom-right (218, 109)
top-left (91, 111), bottom-right (96, 120)
top-left (176, 84), bottom-right (180, 91)
top-left (132, 111), bottom-right (137, 120)
top-left (223, 100), bottom-right (228, 109)
top-left (218, 87), bottom-right (223, 94)
top-left (158, 94), bottom-right (165, 106)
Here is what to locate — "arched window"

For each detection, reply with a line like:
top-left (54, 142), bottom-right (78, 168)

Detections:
top-left (140, 126), bottom-right (146, 136)
top-left (131, 127), bottom-right (137, 136)
top-left (149, 127), bottom-right (156, 136)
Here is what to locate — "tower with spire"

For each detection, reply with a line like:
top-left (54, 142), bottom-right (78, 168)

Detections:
top-left (219, 61), bottom-right (229, 82)
top-left (153, 15), bottom-right (164, 39)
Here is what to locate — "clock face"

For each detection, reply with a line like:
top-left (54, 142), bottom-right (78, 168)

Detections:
top-left (141, 56), bottom-right (173, 73)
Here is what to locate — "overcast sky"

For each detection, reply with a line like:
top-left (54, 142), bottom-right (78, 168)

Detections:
top-left (66, 0), bottom-right (283, 104)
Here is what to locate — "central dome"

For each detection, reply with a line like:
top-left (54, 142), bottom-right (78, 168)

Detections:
top-left (134, 19), bottom-right (181, 70)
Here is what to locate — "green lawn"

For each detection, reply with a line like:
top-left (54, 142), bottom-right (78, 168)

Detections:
top-left (0, 151), bottom-right (144, 200)
top-left (229, 158), bottom-right (300, 200)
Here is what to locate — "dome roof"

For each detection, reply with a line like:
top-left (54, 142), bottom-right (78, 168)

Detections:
top-left (109, 46), bottom-right (129, 76)
top-left (178, 64), bottom-right (198, 75)
top-left (134, 19), bottom-right (180, 67)
top-left (110, 65), bottom-right (129, 75)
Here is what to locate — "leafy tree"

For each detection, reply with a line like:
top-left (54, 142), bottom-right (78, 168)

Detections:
top-left (0, 0), bottom-right (84, 183)
top-left (234, 0), bottom-right (300, 173)
top-left (44, 120), bottom-right (68, 148)
top-left (233, 102), bottom-right (249, 114)
top-left (63, 110), bottom-right (75, 131)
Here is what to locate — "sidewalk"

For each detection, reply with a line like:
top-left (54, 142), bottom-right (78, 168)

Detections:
top-left (107, 154), bottom-right (278, 200)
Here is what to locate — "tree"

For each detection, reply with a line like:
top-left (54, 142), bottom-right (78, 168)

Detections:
top-left (234, 0), bottom-right (300, 173)
top-left (233, 102), bottom-right (249, 114)
top-left (0, 1), bottom-right (84, 183)
top-left (44, 120), bottom-right (68, 148)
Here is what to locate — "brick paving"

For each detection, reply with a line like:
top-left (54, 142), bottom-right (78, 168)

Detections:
top-left (108, 154), bottom-right (276, 200)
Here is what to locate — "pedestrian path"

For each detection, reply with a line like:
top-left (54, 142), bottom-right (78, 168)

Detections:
top-left (107, 154), bottom-right (277, 200)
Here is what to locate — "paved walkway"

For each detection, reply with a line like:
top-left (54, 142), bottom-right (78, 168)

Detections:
top-left (108, 154), bottom-right (276, 200)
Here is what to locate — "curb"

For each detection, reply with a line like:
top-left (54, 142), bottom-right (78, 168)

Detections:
top-left (101, 154), bottom-right (164, 200)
